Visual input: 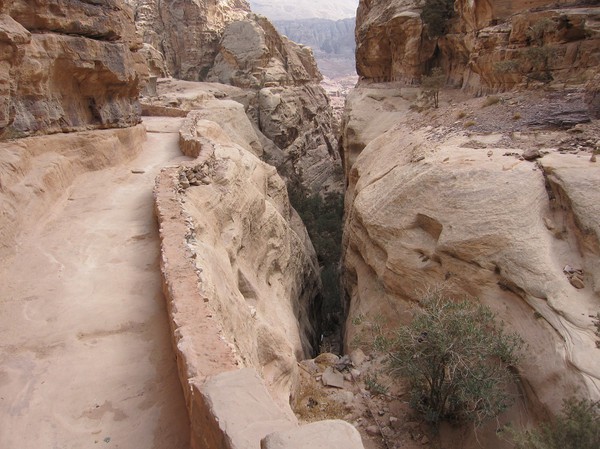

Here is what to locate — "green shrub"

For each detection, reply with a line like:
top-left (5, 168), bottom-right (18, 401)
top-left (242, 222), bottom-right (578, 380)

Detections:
top-left (513, 398), bottom-right (600, 449)
top-left (388, 291), bottom-right (523, 426)
top-left (421, 67), bottom-right (446, 108)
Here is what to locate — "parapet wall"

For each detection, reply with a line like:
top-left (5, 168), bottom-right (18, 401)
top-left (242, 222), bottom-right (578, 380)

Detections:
top-left (153, 110), bottom-right (365, 449)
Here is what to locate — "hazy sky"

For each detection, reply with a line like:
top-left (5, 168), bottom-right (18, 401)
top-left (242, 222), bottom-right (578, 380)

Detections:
top-left (248, 0), bottom-right (360, 21)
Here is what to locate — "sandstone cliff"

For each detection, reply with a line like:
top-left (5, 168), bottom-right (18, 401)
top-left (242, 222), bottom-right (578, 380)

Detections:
top-left (126, 0), bottom-right (251, 80)
top-left (355, 0), bottom-right (600, 91)
top-left (340, 82), bottom-right (600, 446)
top-left (0, 0), bottom-right (146, 139)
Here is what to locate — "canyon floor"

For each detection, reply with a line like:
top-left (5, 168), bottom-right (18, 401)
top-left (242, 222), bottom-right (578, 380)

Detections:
top-left (0, 118), bottom-right (191, 449)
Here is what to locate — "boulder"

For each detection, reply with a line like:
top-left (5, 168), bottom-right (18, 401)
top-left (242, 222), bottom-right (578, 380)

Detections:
top-left (261, 419), bottom-right (364, 449)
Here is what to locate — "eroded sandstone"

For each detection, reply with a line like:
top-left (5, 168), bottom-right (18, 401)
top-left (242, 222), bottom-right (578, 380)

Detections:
top-left (355, 0), bottom-right (600, 92)
top-left (0, 0), bottom-right (146, 138)
top-left (340, 86), bottom-right (600, 446)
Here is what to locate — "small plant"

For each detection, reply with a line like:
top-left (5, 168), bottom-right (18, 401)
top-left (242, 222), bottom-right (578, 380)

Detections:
top-left (421, 67), bottom-right (446, 108)
top-left (352, 313), bottom-right (366, 326)
top-left (513, 112), bottom-right (522, 120)
top-left (464, 120), bottom-right (476, 128)
top-left (512, 397), bottom-right (600, 449)
top-left (457, 110), bottom-right (467, 119)
top-left (365, 373), bottom-right (389, 396)
top-left (388, 290), bottom-right (523, 427)
top-left (483, 95), bottom-right (501, 107)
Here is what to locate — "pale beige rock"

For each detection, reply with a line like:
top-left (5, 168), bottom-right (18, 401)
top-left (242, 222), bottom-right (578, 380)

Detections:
top-left (146, 77), bottom-right (342, 196)
top-left (156, 110), bottom-right (321, 408)
top-left (0, 125), bottom-right (146, 259)
top-left (341, 117), bottom-right (600, 422)
top-left (208, 14), bottom-right (321, 88)
top-left (261, 419), bottom-right (364, 449)
top-left (180, 101), bottom-right (264, 156)
top-left (193, 368), bottom-right (297, 449)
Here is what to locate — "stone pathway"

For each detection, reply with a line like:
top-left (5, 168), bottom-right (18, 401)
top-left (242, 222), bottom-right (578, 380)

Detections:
top-left (0, 118), bottom-right (191, 449)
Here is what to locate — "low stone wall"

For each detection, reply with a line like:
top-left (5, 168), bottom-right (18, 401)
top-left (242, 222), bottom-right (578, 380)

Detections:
top-left (153, 111), bottom-right (365, 449)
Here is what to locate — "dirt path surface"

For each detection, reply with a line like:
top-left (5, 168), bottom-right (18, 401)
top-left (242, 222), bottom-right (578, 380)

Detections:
top-left (0, 118), bottom-right (191, 449)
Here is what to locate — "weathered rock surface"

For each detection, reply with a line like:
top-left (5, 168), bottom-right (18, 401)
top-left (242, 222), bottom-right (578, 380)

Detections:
top-left (0, 0), bottom-right (146, 139)
top-left (208, 14), bottom-right (322, 88)
top-left (340, 88), bottom-right (600, 445)
top-left (156, 108), bottom-right (322, 410)
top-left (193, 368), bottom-right (297, 449)
top-left (261, 419), bottom-right (364, 449)
top-left (144, 78), bottom-right (342, 195)
top-left (126, 0), bottom-right (251, 80)
top-left (355, 0), bottom-right (600, 91)
top-left (0, 125), bottom-right (146, 259)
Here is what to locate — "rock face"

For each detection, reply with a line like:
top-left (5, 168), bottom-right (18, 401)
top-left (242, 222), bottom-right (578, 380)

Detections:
top-left (0, 0), bottom-right (145, 139)
top-left (340, 86), bottom-right (600, 444)
top-left (126, 0), bottom-right (251, 80)
top-left (208, 14), bottom-right (322, 88)
top-left (355, 0), bottom-right (600, 91)
top-left (0, 124), bottom-right (146, 259)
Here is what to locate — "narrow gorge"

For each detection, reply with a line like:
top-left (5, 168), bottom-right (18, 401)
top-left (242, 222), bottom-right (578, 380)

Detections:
top-left (0, 1), bottom-right (599, 449)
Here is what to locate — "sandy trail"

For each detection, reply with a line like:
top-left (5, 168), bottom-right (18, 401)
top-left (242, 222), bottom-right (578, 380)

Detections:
top-left (0, 118), bottom-right (191, 449)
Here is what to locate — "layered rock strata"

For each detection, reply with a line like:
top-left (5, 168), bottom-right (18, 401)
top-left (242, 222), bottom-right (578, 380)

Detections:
top-left (0, 0), bottom-right (146, 139)
top-left (355, 0), bottom-right (600, 91)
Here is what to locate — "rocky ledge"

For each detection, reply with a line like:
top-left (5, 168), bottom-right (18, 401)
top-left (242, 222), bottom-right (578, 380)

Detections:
top-left (0, 0), bottom-right (146, 139)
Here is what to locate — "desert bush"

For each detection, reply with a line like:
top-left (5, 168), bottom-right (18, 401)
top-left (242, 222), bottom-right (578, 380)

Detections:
top-left (512, 397), bottom-right (600, 449)
top-left (388, 291), bottom-right (523, 426)
top-left (421, 67), bottom-right (446, 108)
top-left (483, 95), bottom-right (501, 107)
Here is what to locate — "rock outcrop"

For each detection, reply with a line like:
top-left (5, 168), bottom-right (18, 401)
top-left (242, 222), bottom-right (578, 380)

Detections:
top-left (207, 14), bottom-right (322, 88)
top-left (0, 0), bottom-right (146, 139)
top-left (126, 0), bottom-right (251, 80)
top-left (339, 83), bottom-right (600, 445)
top-left (355, 0), bottom-right (600, 91)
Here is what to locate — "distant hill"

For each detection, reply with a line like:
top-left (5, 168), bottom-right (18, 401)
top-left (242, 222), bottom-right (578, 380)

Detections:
top-left (248, 0), bottom-right (359, 21)
top-left (273, 18), bottom-right (356, 78)
top-left (249, 1), bottom-right (358, 78)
